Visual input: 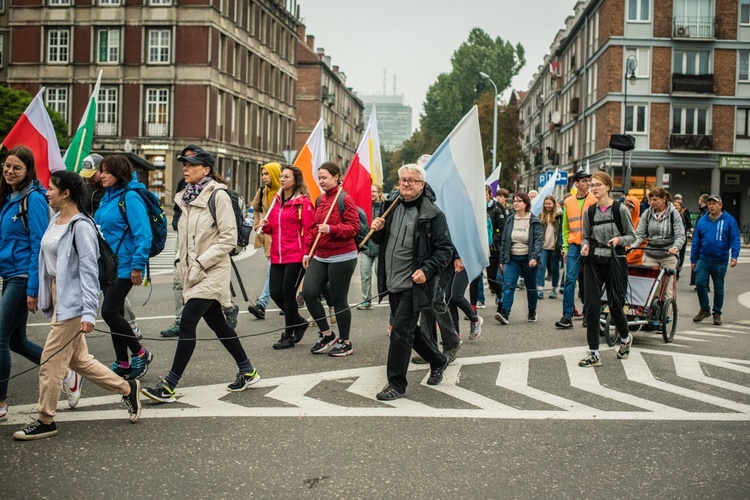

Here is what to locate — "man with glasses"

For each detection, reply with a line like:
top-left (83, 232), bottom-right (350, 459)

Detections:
top-left (369, 164), bottom-right (453, 401)
top-left (555, 169), bottom-right (596, 329)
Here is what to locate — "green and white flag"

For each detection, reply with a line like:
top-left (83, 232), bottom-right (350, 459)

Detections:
top-left (64, 70), bottom-right (102, 172)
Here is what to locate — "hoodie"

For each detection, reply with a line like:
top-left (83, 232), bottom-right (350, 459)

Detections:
top-left (262, 192), bottom-right (315, 264)
top-left (94, 172), bottom-right (152, 278)
top-left (252, 162), bottom-right (282, 257)
top-left (690, 210), bottom-right (741, 263)
top-left (632, 201), bottom-right (686, 258)
top-left (625, 195), bottom-right (644, 265)
top-left (0, 179), bottom-right (50, 296)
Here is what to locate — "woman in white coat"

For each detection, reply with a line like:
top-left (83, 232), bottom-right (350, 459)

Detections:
top-left (142, 150), bottom-right (260, 403)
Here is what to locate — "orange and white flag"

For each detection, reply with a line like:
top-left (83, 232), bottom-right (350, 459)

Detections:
top-left (294, 118), bottom-right (327, 201)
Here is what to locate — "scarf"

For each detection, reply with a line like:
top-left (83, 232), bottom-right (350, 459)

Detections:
top-left (182, 176), bottom-right (212, 204)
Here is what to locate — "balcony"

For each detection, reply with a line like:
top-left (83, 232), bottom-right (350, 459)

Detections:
top-left (673, 16), bottom-right (715, 39)
top-left (145, 122), bottom-right (168, 137)
top-left (669, 133), bottom-right (713, 151)
top-left (672, 73), bottom-right (714, 94)
top-left (95, 122), bottom-right (117, 136)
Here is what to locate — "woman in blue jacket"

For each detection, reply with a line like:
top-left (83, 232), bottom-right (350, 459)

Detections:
top-left (0, 146), bottom-right (48, 421)
top-left (94, 155), bottom-right (152, 380)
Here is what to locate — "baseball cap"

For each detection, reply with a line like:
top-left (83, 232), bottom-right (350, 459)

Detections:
top-left (707, 194), bottom-right (722, 203)
top-left (673, 193), bottom-right (683, 200)
top-left (178, 149), bottom-right (215, 168)
top-left (180, 144), bottom-right (203, 157)
top-left (79, 153), bottom-right (103, 178)
top-left (573, 170), bottom-right (591, 181)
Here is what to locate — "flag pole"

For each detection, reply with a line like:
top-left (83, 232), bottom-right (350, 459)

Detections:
top-left (358, 195), bottom-right (402, 248)
top-left (307, 187), bottom-right (343, 258)
top-left (73, 129), bottom-right (87, 173)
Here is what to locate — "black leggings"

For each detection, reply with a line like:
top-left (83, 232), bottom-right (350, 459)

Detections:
top-left (169, 298), bottom-right (249, 378)
top-left (583, 255), bottom-right (629, 351)
top-left (302, 258), bottom-right (357, 341)
top-left (102, 278), bottom-right (142, 362)
top-left (448, 269), bottom-right (477, 333)
top-left (270, 263), bottom-right (305, 336)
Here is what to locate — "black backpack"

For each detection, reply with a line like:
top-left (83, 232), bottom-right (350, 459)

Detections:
top-left (118, 187), bottom-right (168, 258)
top-left (208, 188), bottom-right (251, 256)
top-left (17, 184), bottom-right (54, 232)
top-left (587, 200), bottom-right (626, 255)
top-left (316, 190), bottom-right (369, 249)
top-left (71, 216), bottom-right (118, 291)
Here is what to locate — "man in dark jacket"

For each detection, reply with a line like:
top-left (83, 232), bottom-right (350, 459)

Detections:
top-left (486, 186), bottom-right (505, 310)
top-left (80, 153), bottom-right (104, 215)
top-left (370, 164), bottom-right (453, 401)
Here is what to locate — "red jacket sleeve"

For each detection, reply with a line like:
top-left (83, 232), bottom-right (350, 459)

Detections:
top-left (329, 194), bottom-right (361, 240)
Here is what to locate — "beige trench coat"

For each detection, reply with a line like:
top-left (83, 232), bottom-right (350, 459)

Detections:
top-left (174, 180), bottom-right (237, 308)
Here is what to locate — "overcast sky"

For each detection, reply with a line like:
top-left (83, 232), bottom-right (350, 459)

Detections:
top-left (295, 0), bottom-right (579, 131)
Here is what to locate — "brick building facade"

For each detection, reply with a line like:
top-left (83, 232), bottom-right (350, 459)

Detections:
top-left (517, 0), bottom-right (750, 228)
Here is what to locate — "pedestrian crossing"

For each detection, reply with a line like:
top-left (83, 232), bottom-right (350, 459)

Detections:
top-left (148, 233), bottom-right (177, 275)
top-left (635, 320), bottom-right (750, 348)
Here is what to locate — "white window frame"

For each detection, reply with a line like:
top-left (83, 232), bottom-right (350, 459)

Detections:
top-left (673, 49), bottom-right (711, 75)
top-left (625, 104), bottom-right (648, 134)
top-left (740, 50), bottom-right (750, 81)
top-left (627, 0), bottom-right (651, 22)
top-left (148, 0), bottom-right (172, 5)
top-left (736, 108), bottom-right (750, 138)
top-left (97, 29), bottom-right (120, 64)
top-left (147, 29), bottom-right (171, 64)
top-left (626, 48), bottom-right (651, 78)
top-left (45, 87), bottom-right (68, 123)
top-left (0, 34), bottom-right (4, 68)
top-left (47, 28), bottom-right (70, 64)
top-left (740, 0), bottom-right (750, 25)
top-left (48, 0), bottom-right (70, 5)
top-left (145, 88), bottom-right (169, 136)
top-left (97, 87), bottom-right (118, 135)
top-left (672, 106), bottom-right (710, 135)
top-left (98, 0), bottom-right (120, 5)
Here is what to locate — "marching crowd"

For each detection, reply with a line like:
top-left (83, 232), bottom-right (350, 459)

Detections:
top-left (0, 143), bottom-right (742, 440)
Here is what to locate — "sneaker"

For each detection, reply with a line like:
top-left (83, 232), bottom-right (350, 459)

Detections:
top-left (0, 404), bottom-right (7, 421)
top-left (617, 335), bottom-right (633, 360)
top-left (128, 349), bottom-right (153, 380)
top-left (581, 317), bottom-right (587, 328)
top-left (247, 302), bottom-right (266, 320)
top-left (356, 302), bottom-right (372, 310)
top-left (310, 332), bottom-right (337, 354)
top-left (224, 304), bottom-right (239, 329)
top-left (573, 307), bottom-right (584, 318)
top-left (427, 359), bottom-right (449, 385)
top-left (293, 321), bottom-right (309, 344)
top-left (62, 371), bottom-right (83, 409)
top-left (550, 290), bottom-right (558, 299)
top-left (444, 343), bottom-right (462, 364)
top-left (123, 379), bottom-right (142, 422)
top-left (329, 306), bottom-right (337, 324)
top-left (537, 291), bottom-right (544, 300)
top-left (132, 324), bottom-right (142, 340)
top-left (328, 340), bottom-right (354, 357)
top-left (495, 312), bottom-right (509, 325)
top-left (376, 385), bottom-right (404, 401)
top-left (296, 293), bottom-right (305, 308)
top-left (693, 310), bottom-right (711, 323)
top-left (578, 351), bottom-right (602, 367)
top-left (476, 301), bottom-right (485, 309)
top-left (111, 361), bottom-right (132, 379)
top-left (411, 355), bottom-right (427, 364)
top-left (227, 369), bottom-right (261, 392)
top-left (528, 312), bottom-right (538, 322)
top-left (13, 420), bottom-right (58, 441)
top-left (160, 322), bottom-right (180, 337)
top-left (712, 313), bottom-right (722, 326)
top-left (273, 333), bottom-right (295, 350)
top-left (142, 380), bottom-right (176, 403)
top-left (517, 278), bottom-right (525, 290)
top-left (555, 316), bottom-right (573, 329)
top-left (469, 316), bottom-right (483, 340)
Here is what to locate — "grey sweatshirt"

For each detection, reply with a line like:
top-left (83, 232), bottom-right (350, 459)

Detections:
top-left (582, 202), bottom-right (636, 258)
top-left (632, 202), bottom-right (686, 258)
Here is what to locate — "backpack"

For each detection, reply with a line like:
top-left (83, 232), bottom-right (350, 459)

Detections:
top-left (587, 200), bottom-right (626, 254)
top-left (316, 190), bottom-right (369, 249)
top-left (118, 187), bottom-right (168, 258)
top-left (18, 186), bottom-right (54, 232)
top-left (208, 188), bottom-right (251, 256)
top-left (71, 216), bottom-right (118, 291)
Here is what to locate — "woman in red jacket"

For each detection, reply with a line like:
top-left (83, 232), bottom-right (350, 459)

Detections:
top-left (302, 163), bottom-right (361, 357)
top-left (258, 166), bottom-right (315, 350)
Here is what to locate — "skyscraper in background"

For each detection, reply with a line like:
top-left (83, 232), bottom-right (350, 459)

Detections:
top-left (359, 94), bottom-right (412, 151)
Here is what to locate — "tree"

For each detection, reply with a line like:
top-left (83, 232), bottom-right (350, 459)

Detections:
top-left (0, 86), bottom-right (70, 149)
top-left (496, 104), bottom-right (526, 191)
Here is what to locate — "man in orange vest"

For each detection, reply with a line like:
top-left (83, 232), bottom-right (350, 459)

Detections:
top-left (555, 170), bottom-right (596, 329)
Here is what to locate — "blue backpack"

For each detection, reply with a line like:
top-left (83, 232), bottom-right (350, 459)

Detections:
top-left (118, 187), bottom-right (168, 258)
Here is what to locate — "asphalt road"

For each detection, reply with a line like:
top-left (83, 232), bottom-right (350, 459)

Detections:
top-left (3, 247), bottom-right (749, 498)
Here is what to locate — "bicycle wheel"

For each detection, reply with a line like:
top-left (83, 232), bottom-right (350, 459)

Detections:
top-left (661, 298), bottom-right (677, 343)
top-left (600, 313), bottom-right (618, 347)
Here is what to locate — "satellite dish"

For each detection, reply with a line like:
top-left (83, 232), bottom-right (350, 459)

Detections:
top-left (551, 111), bottom-right (561, 124)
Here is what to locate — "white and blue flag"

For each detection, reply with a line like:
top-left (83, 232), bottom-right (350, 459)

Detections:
top-left (530, 168), bottom-right (560, 216)
top-left (424, 106), bottom-right (489, 281)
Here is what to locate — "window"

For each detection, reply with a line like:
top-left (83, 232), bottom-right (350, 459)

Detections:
top-left (737, 108), bottom-right (750, 138)
top-left (674, 50), bottom-right (710, 75)
top-left (97, 29), bottom-right (119, 63)
top-left (741, 0), bottom-right (750, 24)
top-left (47, 29), bottom-right (70, 63)
top-left (145, 88), bottom-right (169, 136)
top-left (149, 0), bottom-right (171, 4)
top-left (97, 87), bottom-right (118, 136)
top-left (46, 87), bottom-right (68, 123)
top-left (98, 0), bottom-right (120, 4)
top-left (48, 0), bottom-right (70, 5)
top-left (626, 48), bottom-right (651, 78)
top-left (628, 0), bottom-right (650, 21)
top-left (740, 51), bottom-right (750, 81)
top-left (0, 35), bottom-right (3, 67)
top-left (147, 29), bottom-right (171, 64)
top-left (625, 104), bottom-right (647, 133)
top-left (672, 106), bottom-right (708, 135)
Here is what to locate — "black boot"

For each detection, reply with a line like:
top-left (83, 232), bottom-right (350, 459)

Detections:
top-left (273, 332), bottom-right (295, 350)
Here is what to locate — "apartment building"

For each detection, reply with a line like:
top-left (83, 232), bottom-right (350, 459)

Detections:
top-left (0, 0), bottom-right (300, 204)
top-left (517, 0), bottom-right (750, 227)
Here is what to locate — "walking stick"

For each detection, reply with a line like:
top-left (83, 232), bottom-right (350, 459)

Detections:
top-left (358, 195), bottom-right (402, 249)
top-left (307, 187), bottom-right (343, 259)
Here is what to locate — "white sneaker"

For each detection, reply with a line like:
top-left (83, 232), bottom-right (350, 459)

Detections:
top-left (62, 372), bottom-right (83, 408)
top-left (0, 404), bottom-right (8, 421)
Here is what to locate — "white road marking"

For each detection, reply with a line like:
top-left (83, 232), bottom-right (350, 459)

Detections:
top-left (679, 330), bottom-right (732, 338)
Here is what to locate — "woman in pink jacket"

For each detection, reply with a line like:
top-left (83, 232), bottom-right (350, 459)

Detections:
top-left (258, 166), bottom-right (314, 350)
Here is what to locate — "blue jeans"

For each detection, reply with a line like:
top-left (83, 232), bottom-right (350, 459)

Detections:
top-left (695, 258), bottom-right (727, 315)
top-left (0, 277), bottom-right (43, 401)
top-left (563, 243), bottom-right (583, 318)
top-left (537, 249), bottom-right (560, 290)
top-left (257, 259), bottom-right (271, 308)
top-left (501, 254), bottom-right (539, 317)
top-left (359, 252), bottom-right (378, 303)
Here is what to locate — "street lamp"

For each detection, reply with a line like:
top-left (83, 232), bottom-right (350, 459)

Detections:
top-left (623, 55), bottom-right (638, 133)
top-left (480, 71), bottom-right (498, 173)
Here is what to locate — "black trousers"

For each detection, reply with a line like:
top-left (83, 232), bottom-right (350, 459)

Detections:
top-left (583, 255), bottom-right (629, 351)
top-left (302, 258), bottom-right (357, 341)
top-left (102, 278), bottom-right (142, 362)
top-left (270, 263), bottom-right (305, 336)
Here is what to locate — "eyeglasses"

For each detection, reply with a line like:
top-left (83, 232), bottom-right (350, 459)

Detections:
top-left (513, 199), bottom-right (523, 204)
top-left (2, 163), bottom-right (26, 174)
top-left (398, 178), bottom-right (423, 186)
top-left (590, 182), bottom-right (605, 188)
